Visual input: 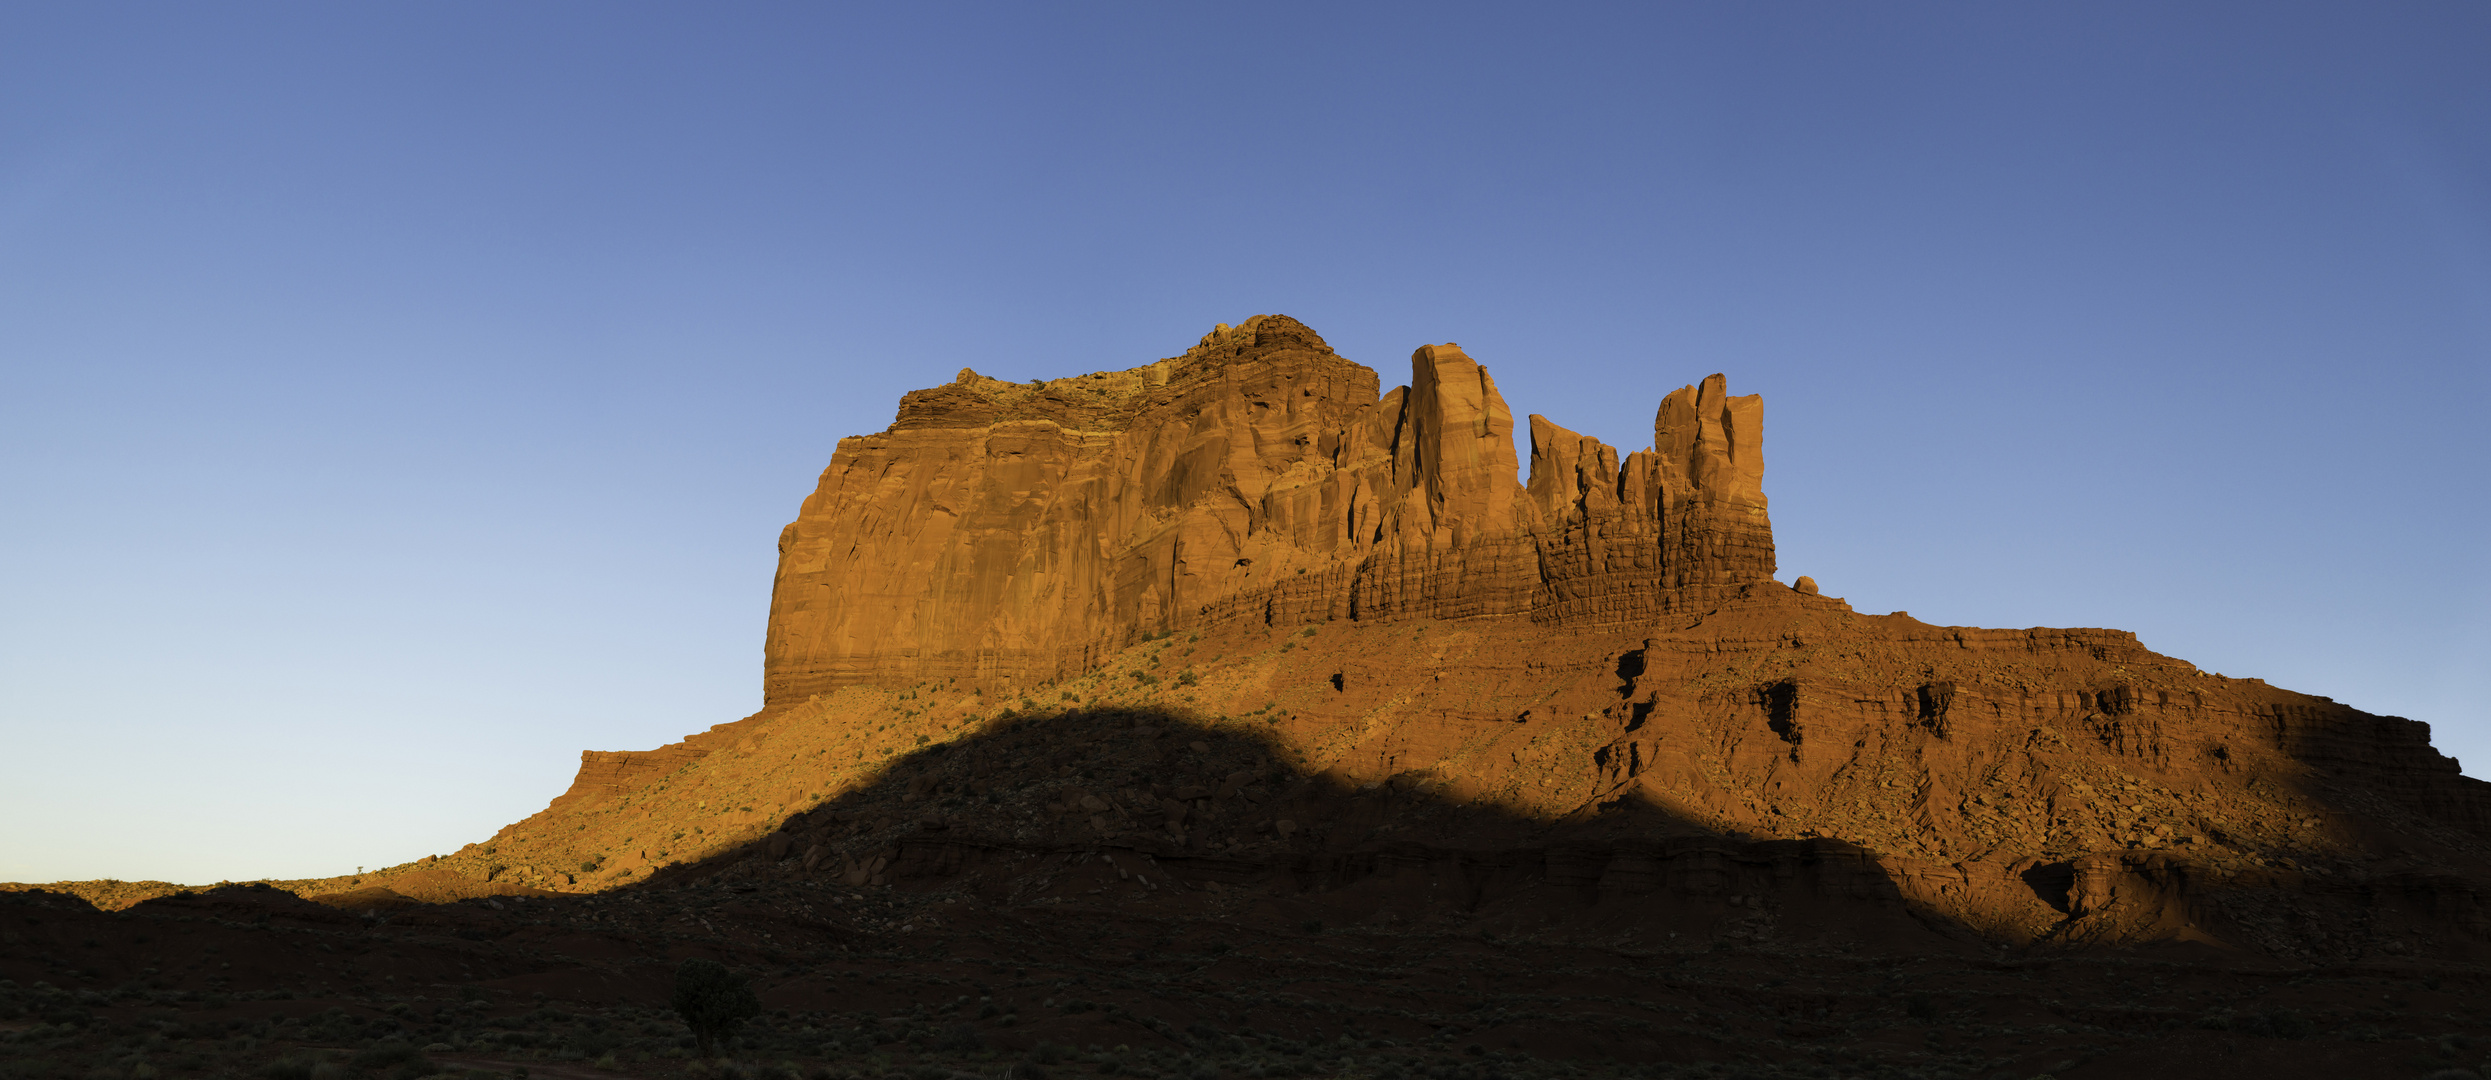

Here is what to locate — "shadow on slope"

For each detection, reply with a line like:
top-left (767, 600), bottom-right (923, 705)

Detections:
top-left (630, 703), bottom-right (2071, 958)
top-left (14, 704), bottom-right (2491, 1080)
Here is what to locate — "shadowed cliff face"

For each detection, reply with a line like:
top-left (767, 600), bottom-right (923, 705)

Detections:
top-left (762, 315), bottom-right (1775, 704)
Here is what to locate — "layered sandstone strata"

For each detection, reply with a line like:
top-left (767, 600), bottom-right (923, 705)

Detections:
top-left (764, 315), bottom-right (1778, 705)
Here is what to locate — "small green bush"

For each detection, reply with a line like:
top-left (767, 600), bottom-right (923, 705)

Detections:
top-left (259, 1058), bottom-right (315, 1080)
top-left (671, 959), bottom-right (762, 1057)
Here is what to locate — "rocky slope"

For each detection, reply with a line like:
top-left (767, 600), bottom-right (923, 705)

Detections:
top-left (17, 867), bottom-right (2491, 1080)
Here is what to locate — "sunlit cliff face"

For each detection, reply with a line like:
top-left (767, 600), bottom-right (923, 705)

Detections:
top-left (762, 314), bottom-right (1772, 703)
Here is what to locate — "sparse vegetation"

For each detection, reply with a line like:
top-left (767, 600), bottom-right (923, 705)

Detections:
top-left (670, 959), bottom-right (761, 1057)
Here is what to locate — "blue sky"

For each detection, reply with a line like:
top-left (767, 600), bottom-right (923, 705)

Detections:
top-left (3, 3), bottom-right (2485, 884)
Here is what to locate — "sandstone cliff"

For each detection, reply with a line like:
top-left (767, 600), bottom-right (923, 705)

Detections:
top-left (763, 315), bottom-right (1779, 705)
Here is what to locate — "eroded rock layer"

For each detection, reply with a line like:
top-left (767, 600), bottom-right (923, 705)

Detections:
top-left (764, 315), bottom-right (1773, 705)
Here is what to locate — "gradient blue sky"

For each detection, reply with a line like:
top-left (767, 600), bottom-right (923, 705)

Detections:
top-left (4, 3), bottom-right (2485, 884)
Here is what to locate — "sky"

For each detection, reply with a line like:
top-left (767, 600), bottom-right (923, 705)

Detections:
top-left (2, 2), bottom-right (2485, 885)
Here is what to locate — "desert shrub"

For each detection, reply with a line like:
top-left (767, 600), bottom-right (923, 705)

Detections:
top-left (259, 1058), bottom-right (315, 1080)
top-left (351, 1043), bottom-right (422, 1071)
top-left (672, 960), bottom-right (762, 1057)
top-left (2197, 1008), bottom-right (2308, 1039)
top-left (2245, 1009), bottom-right (2309, 1039)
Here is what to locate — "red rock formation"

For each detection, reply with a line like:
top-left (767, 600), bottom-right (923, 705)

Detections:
top-left (205, 312), bottom-right (2475, 972)
top-left (20, 313), bottom-right (2490, 985)
top-left (763, 315), bottom-right (1787, 705)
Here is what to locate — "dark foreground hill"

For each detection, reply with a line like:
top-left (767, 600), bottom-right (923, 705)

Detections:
top-left (7, 708), bottom-right (2491, 1080)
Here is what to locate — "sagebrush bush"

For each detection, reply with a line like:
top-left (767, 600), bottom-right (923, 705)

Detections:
top-left (350, 1043), bottom-right (421, 1071)
top-left (672, 960), bottom-right (761, 1057)
top-left (260, 1058), bottom-right (316, 1080)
